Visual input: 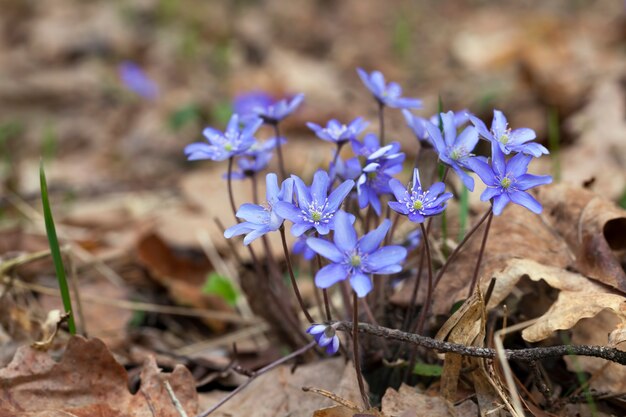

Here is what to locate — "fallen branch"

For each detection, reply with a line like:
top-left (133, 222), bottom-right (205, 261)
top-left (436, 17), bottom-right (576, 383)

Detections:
top-left (335, 321), bottom-right (626, 365)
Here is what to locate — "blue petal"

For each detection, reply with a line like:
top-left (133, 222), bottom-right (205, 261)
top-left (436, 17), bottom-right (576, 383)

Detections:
top-left (389, 201), bottom-right (409, 215)
top-left (509, 128), bottom-right (536, 144)
top-left (236, 203), bottom-right (268, 223)
top-left (408, 212), bottom-right (425, 223)
top-left (491, 142), bottom-right (506, 176)
top-left (315, 223), bottom-right (331, 235)
top-left (265, 173), bottom-right (280, 202)
top-left (516, 174), bottom-right (552, 191)
top-left (292, 222), bottom-right (313, 237)
top-left (327, 336), bottom-right (340, 355)
top-left (481, 186), bottom-right (502, 202)
top-left (333, 211), bottom-right (357, 252)
top-left (492, 193), bottom-right (510, 216)
top-left (279, 178), bottom-right (294, 203)
top-left (359, 219), bottom-right (391, 253)
top-left (452, 164), bottom-right (475, 191)
top-left (291, 175), bottom-right (311, 209)
top-left (441, 111), bottom-right (457, 148)
top-left (365, 246), bottom-right (407, 271)
top-left (274, 201), bottom-right (302, 223)
top-left (515, 142), bottom-right (549, 157)
top-left (428, 182), bottom-right (446, 196)
top-left (373, 264), bottom-right (403, 274)
top-left (226, 114), bottom-right (240, 134)
top-left (243, 226), bottom-right (271, 245)
top-left (350, 273), bottom-right (373, 297)
top-left (307, 324), bottom-right (326, 335)
top-left (224, 222), bottom-right (255, 239)
top-left (306, 237), bottom-right (344, 263)
top-left (456, 126), bottom-right (479, 153)
top-left (388, 178), bottom-right (408, 202)
top-left (465, 157), bottom-right (497, 186)
top-left (491, 110), bottom-right (508, 139)
top-left (469, 114), bottom-right (493, 141)
top-left (506, 153), bottom-right (531, 179)
top-left (315, 263), bottom-right (349, 289)
top-left (311, 170), bottom-right (330, 203)
top-left (509, 190), bottom-right (542, 214)
top-left (326, 180), bottom-right (354, 212)
top-left (424, 121), bottom-right (446, 156)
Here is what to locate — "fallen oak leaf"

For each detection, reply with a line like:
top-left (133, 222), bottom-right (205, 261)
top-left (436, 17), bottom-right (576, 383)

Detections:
top-left (0, 336), bottom-right (198, 417)
top-left (485, 259), bottom-right (626, 343)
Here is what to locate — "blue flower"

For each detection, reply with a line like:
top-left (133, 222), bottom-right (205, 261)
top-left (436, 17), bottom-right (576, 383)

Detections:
top-left (306, 211), bottom-right (407, 297)
top-left (118, 61), bottom-right (159, 100)
top-left (352, 134), bottom-right (405, 215)
top-left (330, 156), bottom-right (362, 183)
top-left (424, 111), bottom-right (479, 191)
top-left (388, 168), bottom-right (453, 223)
top-left (405, 229), bottom-right (422, 250)
top-left (224, 151), bottom-right (272, 180)
top-left (469, 110), bottom-right (549, 157)
top-left (403, 109), bottom-right (471, 144)
top-left (293, 234), bottom-right (316, 260)
top-left (357, 68), bottom-right (422, 109)
top-left (224, 173), bottom-right (294, 244)
top-left (307, 324), bottom-right (340, 355)
top-left (275, 170), bottom-right (354, 236)
top-left (185, 114), bottom-right (262, 161)
top-left (466, 143), bottom-right (552, 215)
top-left (233, 91), bottom-right (274, 122)
top-left (307, 117), bottom-right (369, 145)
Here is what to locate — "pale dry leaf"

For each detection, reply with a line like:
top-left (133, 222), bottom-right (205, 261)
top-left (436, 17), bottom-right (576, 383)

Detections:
top-left (565, 310), bottom-right (626, 394)
top-left (198, 358), bottom-right (364, 417)
top-left (381, 383), bottom-right (454, 417)
top-left (485, 258), bottom-right (626, 342)
top-left (0, 336), bottom-right (198, 417)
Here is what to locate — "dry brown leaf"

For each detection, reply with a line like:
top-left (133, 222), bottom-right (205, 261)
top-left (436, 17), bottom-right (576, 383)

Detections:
top-left (381, 383), bottom-right (460, 417)
top-left (565, 310), bottom-right (626, 394)
top-left (536, 183), bottom-right (626, 292)
top-left (485, 259), bottom-right (626, 343)
top-left (136, 231), bottom-right (233, 332)
top-left (0, 336), bottom-right (198, 416)
top-left (199, 358), bottom-right (364, 417)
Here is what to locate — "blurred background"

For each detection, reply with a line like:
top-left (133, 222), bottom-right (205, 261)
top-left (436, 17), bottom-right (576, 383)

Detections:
top-left (0, 0), bottom-right (625, 366)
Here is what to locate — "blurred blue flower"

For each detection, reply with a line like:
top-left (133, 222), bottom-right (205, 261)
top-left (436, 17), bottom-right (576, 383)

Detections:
top-left (424, 111), bottom-right (479, 191)
top-left (469, 110), bottom-right (549, 157)
top-left (466, 143), bottom-right (552, 215)
top-left (293, 234), bottom-right (316, 260)
top-left (306, 211), bottom-right (407, 297)
top-left (276, 170), bottom-right (354, 236)
top-left (224, 173), bottom-right (293, 244)
top-left (356, 68), bottom-right (422, 109)
top-left (352, 134), bottom-right (405, 215)
top-left (403, 109), bottom-right (471, 144)
top-left (185, 114), bottom-right (262, 161)
top-left (330, 156), bottom-right (362, 183)
top-left (307, 324), bottom-right (340, 355)
top-left (224, 152), bottom-right (272, 180)
top-left (233, 91), bottom-right (274, 121)
top-left (307, 117), bottom-right (369, 145)
top-left (405, 228), bottom-right (422, 250)
top-left (388, 168), bottom-right (453, 223)
top-left (118, 61), bottom-right (159, 100)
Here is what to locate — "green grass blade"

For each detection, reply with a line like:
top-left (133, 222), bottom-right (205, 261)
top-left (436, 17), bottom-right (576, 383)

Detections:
top-left (40, 161), bottom-right (76, 335)
top-left (548, 108), bottom-right (561, 182)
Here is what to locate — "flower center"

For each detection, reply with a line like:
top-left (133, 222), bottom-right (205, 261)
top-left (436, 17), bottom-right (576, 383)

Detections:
top-left (499, 134), bottom-right (509, 144)
top-left (413, 200), bottom-right (424, 210)
top-left (311, 211), bottom-right (322, 222)
top-left (350, 255), bottom-right (362, 267)
top-left (224, 143), bottom-right (233, 151)
top-left (500, 177), bottom-right (512, 189)
top-left (367, 172), bottom-right (377, 180)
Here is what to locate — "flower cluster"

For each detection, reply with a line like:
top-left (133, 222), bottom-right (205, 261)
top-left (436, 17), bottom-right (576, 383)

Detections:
top-left (185, 67), bottom-right (553, 354)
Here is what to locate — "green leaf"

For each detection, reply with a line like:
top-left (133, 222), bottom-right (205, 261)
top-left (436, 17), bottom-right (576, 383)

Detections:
top-left (413, 362), bottom-right (443, 377)
top-left (40, 161), bottom-right (76, 335)
top-left (202, 273), bottom-right (239, 306)
top-left (168, 103), bottom-right (201, 131)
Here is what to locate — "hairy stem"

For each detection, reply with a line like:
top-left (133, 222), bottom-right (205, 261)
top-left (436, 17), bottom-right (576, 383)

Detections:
top-left (352, 292), bottom-right (370, 409)
top-left (273, 123), bottom-right (288, 181)
top-left (280, 226), bottom-right (314, 323)
top-left (467, 210), bottom-right (494, 297)
top-left (378, 101), bottom-right (385, 145)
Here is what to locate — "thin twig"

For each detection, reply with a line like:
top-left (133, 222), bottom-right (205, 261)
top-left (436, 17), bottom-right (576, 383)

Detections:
top-left (194, 341), bottom-right (316, 417)
top-left (164, 381), bottom-right (189, 417)
top-left (352, 292), bottom-right (370, 409)
top-left (273, 123), bottom-right (287, 181)
top-left (467, 210), bottom-right (494, 297)
top-left (335, 321), bottom-right (626, 365)
top-left (279, 226), bottom-right (314, 323)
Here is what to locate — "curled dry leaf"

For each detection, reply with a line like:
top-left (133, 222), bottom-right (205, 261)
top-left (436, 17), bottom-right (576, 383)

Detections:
top-left (381, 383), bottom-right (477, 417)
top-left (0, 336), bottom-right (198, 417)
top-left (486, 259), bottom-right (626, 343)
top-left (535, 183), bottom-right (626, 292)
